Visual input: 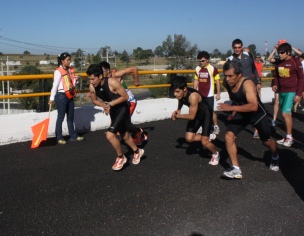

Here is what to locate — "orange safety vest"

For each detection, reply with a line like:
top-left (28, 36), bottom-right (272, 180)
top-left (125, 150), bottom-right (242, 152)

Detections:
top-left (56, 67), bottom-right (77, 99)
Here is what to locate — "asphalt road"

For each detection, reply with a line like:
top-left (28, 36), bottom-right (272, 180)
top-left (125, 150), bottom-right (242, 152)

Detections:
top-left (1, 103), bottom-right (304, 236)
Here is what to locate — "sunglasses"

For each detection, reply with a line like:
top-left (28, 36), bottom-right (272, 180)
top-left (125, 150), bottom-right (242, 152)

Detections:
top-left (233, 46), bottom-right (242, 49)
top-left (278, 51), bottom-right (286, 54)
top-left (199, 60), bottom-right (206, 63)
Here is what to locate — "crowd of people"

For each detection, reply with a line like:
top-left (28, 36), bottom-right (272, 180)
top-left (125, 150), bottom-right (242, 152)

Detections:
top-left (49, 38), bottom-right (304, 178)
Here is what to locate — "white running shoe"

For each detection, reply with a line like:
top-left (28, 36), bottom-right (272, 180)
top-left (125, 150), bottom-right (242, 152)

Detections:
top-left (276, 138), bottom-right (285, 145)
top-left (283, 138), bottom-right (294, 147)
top-left (209, 133), bottom-right (216, 141)
top-left (209, 152), bottom-right (220, 166)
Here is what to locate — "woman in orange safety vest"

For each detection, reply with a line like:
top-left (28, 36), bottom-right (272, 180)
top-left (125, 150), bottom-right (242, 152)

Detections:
top-left (49, 52), bottom-right (84, 144)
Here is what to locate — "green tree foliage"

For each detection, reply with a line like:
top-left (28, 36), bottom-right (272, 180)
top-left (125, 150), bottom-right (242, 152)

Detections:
top-left (120, 50), bottom-right (130, 64)
top-left (133, 47), bottom-right (154, 64)
top-left (211, 49), bottom-right (222, 58)
top-left (23, 50), bottom-right (30, 55)
top-left (92, 54), bottom-right (101, 64)
top-left (160, 34), bottom-right (197, 69)
top-left (74, 48), bottom-right (84, 69)
top-left (15, 65), bottom-right (43, 90)
top-left (154, 46), bottom-right (164, 57)
top-left (17, 65), bottom-right (43, 110)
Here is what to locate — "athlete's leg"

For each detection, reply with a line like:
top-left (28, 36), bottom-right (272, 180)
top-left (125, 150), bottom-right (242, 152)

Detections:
top-left (225, 131), bottom-right (239, 167)
top-left (273, 93), bottom-right (279, 123)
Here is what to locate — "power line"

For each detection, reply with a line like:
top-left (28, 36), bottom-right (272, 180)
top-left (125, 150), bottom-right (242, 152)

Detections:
top-left (0, 36), bottom-right (100, 54)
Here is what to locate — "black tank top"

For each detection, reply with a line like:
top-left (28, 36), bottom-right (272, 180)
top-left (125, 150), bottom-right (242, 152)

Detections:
top-left (94, 77), bottom-right (127, 110)
top-left (94, 78), bottom-right (121, 102)
top-left (180, 87), bottom-right (212, 115)
top-left (225, 78), bottom-right (266, 125)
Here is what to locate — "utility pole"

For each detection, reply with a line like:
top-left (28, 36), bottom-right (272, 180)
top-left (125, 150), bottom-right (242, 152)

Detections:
top-left (1, 58), bottom-right (5, 111)
top-left (6, 56), bottom-right (10, 113)
top-left (101, 47), bottom-right (116, 67)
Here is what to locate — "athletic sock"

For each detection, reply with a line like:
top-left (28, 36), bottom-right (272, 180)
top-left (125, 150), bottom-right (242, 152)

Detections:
top-left (233, 165), bottom-right (240, 170)
top-left (286, 134), bottom-right (292, 139)
top-left (117, 154), bottom-right (123, 158)
top-left (134, 149), bottom-right (139, 154)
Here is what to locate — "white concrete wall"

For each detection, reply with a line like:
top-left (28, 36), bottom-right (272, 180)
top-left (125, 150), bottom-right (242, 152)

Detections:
top-left (0, 88), bottom-right (274, 146)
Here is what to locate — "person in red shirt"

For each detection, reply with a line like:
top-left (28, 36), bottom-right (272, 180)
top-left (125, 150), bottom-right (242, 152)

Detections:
top-left (272, 43), bottom-right (304, 147)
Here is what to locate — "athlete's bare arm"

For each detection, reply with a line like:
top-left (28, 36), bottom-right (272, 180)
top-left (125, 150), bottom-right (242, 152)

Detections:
top-left (107, 78), bottom-right (129, 106)
top-left (175, 93), bottom-right (200, 120)
top-left (112, 67), bottom-right (139, 86)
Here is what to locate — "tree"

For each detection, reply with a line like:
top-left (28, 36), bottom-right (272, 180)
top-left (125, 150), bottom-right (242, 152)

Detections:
top-left (212, 49), bottom-right (222, 58)
top-left (154, 46), bottom-right (164, 57)
top-left (16, 65), bottom-right (44, 111)
top-left (161, 34), bottom-right (197, 70)
top-left (120, 50), bottom-right (130, 64)
top-left (0, 52), bottom-right (3, 55)
top-left (248, 44), bottom-right (257, 56)
top-left (23, 50), bottom-right (30, 55)
top-left (74, 48), bottom-right (84, 69)
top-left (133, 47), bottom-right (144, 63)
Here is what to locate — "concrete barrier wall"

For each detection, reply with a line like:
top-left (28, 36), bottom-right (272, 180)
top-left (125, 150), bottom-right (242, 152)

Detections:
top-left (1, 88), bottom-right (274, 146)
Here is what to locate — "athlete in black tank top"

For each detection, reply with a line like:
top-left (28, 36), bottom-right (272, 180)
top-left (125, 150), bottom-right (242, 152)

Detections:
top-left (171, 76), bottom-right (220, 166)
top-left (86, 64), bottom-right (144, 171)
top-left (218, 61), bottom-right (279, 179)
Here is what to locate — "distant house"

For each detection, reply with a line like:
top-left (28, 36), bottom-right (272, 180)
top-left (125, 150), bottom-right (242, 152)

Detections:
top-left (6, 61), bottom-right (21, 66)
top-left (39, 60), bottom-right (50, 65)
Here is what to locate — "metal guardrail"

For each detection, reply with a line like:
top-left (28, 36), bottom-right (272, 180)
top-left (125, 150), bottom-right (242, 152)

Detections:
top-left (0, 68), bottom-right (275, 99)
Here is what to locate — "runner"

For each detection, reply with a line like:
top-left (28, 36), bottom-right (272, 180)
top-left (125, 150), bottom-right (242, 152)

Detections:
top-left (217, 61), bottom-right (279, 179)
top-left (86, 64), bottom-right (144, 171)
top-left (100, 61), bottom-right (147, 145)
top-left (171, 76), bottom-right (220, 166)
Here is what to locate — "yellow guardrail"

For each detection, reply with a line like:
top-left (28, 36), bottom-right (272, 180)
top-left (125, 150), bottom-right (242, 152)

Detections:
top-left (0, 69), bottom-right (275, 99)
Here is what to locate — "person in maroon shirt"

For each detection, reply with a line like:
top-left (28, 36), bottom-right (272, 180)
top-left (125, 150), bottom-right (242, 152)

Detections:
top-left (272, 43), bottom-right (304, 147)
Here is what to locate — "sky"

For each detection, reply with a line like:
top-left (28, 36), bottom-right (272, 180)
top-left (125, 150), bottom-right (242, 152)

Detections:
top-left (1, 0), bottom-right (304, 56)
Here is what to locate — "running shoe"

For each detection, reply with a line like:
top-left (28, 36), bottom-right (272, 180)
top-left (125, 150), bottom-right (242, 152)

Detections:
top-left (283, 138), bottom-right (294, 147)
top-left (209, 133), bottom-right (216, 141)
top-left (112, 156), bottom-right (127, 171)
top-left (269, 156), bottom-right (280, 171)
top-left (132, 149), bottom-right (144, 165)
top-left (271, 120), bottom-right (277, 127)
top-left (252, 131), bottom-right (259, 139)
top-left (209, 152), bottom-right (220, 166)
top-left (213, 126), bottom-right (220, 135)
top-left (222, 167), bottom-right (242, 179)
top-left (57, 139), bottom-right (66, 145)
top-left (70, 136), bottom-right (84, 141)
top-left (134, 128), bottom-right (147, 145)
top-left (276, 138), bottom-right (285, 145)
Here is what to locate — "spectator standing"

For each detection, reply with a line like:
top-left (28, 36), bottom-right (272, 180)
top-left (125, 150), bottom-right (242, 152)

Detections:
top-left (272, 43), bottom-right (304, 147)
top-left (49, 52), bottom-right (84, 144)
top-left (194, 51), bottom-right (221, 135)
